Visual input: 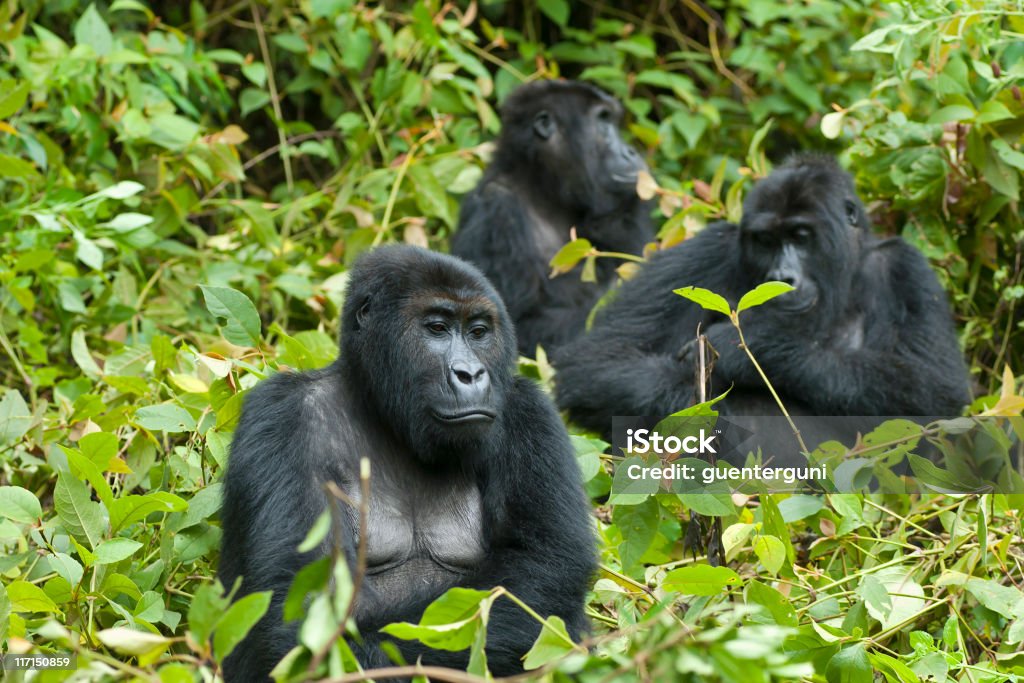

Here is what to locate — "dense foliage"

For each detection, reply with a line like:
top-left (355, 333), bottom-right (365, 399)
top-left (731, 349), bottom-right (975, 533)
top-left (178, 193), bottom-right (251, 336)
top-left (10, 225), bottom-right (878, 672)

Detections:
top-left (0, 0), bottom-right (1022, 681)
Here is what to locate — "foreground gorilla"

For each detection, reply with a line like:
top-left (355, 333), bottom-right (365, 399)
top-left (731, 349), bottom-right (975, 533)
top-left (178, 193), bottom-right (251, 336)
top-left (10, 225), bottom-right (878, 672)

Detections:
top-left (220, 246), bottom-right (595, 681)
top-left (451, 80), bottom-right (653, 357)
top-left (555, 155), bottom-right (971, 433)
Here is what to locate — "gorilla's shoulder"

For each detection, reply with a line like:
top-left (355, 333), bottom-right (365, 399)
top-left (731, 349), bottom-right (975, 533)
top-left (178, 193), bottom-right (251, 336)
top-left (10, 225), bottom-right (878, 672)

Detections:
top-left (239, 367), bottom-right (340, 428)
top-left (636, 221), bottom-right (738, 285)
top-left (501, 377), bottom-right (567, 438)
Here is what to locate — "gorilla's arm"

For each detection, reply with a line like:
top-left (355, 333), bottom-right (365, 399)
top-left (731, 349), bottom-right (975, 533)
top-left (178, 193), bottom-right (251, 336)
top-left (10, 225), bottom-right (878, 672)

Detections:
top-left (364, 378), bottom-right (596, 675)
top-left (708, 241), bottom-right (970, 415)
top-left (219, 371), bottom-right (343, 681)
top-left (555, 227), bottom-right (736, 432)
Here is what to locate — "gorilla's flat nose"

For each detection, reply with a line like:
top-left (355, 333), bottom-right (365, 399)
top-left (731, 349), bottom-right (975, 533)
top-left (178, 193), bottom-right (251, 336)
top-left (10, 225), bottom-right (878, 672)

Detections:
top-left (451, 361), bottom-right (486, 386)
top-left (768, 268), bottom-right (800, 287)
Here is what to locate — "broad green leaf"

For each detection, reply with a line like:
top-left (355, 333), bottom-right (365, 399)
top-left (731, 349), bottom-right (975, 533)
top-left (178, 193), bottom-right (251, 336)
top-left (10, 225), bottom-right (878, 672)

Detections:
top-left (94, 538), bottom-right (144, 565)
top-left (200, 285), bottom-right (261, 347)
top-left (54, 473), bottom-right (105, 548)
top-left (297, 509), bottom-right (331, 553)
top-left (382, 587), bottom-right (491, 651)
top-left (523, 615), bottom-right (577, 670)
top-left (0, 390), bottom-right (31, 447)
top-left (135, 404), bottom-right (197, 433)
top-left (74, 3), bottom-right (113, 56)
top-left (213, 591), bottom-right (272, 662)
top-left (49, 552), bottom-right (84, 587)
top-left (964, 578), bottom-right (1024, 619)
top-left (0, 486), bottom-right (39, 524)
top-left (662, 564), bottom-right (741, 595)
top-left (614, 497), bottom-right (659, 571)
top-left (745, 581), bottom-right (798, 627)
top-left (926, 105), bottom-right (975, 125)
top-left (109, 492), bottom-right (187, 532)
top-left (7, 580), bottom-right (60, 613)
top-left (189, 583), bottom-right (230, 644)
top-left (826, 643), bottom-right (872, 683)
top-left (753, 535), bottom-right (786, 575)
top-left (737, 281), bottom-right (796, 313)
top-left (673, 286), bottom-right (731, 316)
top-left (537, 0), bottom-right (569, 26)
top-left (0, 80), bottom-right (29, 119)
top-left (97, 627), bottom-right (172, 656)
top-left (549, 238), bottom-right (593, 276)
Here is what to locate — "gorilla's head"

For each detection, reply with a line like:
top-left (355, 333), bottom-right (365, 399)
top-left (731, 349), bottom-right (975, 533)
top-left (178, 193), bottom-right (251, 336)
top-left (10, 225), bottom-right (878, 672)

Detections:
top-left (496, 80), bottom-right (648, 216)
top-left (739, 154), bottom-right (869, 316)
top-left (339, 246), bottom-right (517, 460)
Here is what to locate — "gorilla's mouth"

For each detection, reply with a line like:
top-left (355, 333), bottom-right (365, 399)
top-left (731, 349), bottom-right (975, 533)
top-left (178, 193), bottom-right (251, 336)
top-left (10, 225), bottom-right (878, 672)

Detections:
top-left (432, 409), bottom-right (497, 425)
top-left (611, 173), bottom-right (639, 184)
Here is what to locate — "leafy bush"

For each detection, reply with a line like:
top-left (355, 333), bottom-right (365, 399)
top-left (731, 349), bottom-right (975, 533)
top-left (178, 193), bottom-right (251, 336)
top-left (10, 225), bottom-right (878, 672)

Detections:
top-left (1, 0), bottom-right (1022, 681)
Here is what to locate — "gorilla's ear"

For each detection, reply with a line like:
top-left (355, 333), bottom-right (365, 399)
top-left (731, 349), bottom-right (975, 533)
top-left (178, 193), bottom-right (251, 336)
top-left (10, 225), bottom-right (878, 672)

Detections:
top-left (844, 199), bottom-right (860, 226)
top-left (533, 111), bottom-right (555, 140)
top-left (355, 299), bottom-right (371, 331)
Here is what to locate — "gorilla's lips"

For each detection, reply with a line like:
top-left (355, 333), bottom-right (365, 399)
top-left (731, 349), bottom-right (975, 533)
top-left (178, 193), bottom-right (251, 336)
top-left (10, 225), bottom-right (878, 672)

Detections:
top-left (432, 409), bottom-right (497, 425)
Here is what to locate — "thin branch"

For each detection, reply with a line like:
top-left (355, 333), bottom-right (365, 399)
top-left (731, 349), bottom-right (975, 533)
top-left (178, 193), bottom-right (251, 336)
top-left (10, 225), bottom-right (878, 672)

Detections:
top-left (250, 2), bottom-right (293, 193)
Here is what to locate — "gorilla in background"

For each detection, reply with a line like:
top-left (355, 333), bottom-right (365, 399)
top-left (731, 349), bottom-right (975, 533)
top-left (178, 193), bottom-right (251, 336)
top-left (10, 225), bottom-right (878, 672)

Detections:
top-left (220, 246), bottom-right (596, 681)
top-left (451, 80), bottom-right (653, 358)
top-left (555, 155), bottom-right (971, 435)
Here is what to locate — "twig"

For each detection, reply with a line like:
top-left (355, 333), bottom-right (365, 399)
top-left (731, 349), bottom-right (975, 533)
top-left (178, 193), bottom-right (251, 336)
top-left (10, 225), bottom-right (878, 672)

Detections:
top-left (250, 2), bottom-right (293, 193)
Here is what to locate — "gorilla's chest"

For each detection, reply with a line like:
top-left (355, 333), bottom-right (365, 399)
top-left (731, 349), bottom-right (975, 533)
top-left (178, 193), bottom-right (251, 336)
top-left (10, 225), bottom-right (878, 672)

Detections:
top-left (345, 461), bottom-right (485, 578)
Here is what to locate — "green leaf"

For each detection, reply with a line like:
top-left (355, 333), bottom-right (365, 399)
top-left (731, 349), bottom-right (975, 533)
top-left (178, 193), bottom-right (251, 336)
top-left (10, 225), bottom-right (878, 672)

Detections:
top-left (97, 627), bottom-right (172, 656)
top-left (200, 285), bottom-right (261, 347)
top-left (826, 643), bottom-right (872, 683)
top-left (135, 404), bottom-right (197, 433)
top-left (6, 580), bottom-right (60, 614)
top-left (549, 238), bottom-right (593, 276)
top-left (737, 281), bottom-right (796, 313)
top-left (926, 105), bottom-right (975, 125)
top-left (662, 564), bottom-right (741, 595)
top-left (523, 616), bottom-right (576, 670)
top-left (964, 578), bottom-right (1024, 619)
top-left (0, 80), bottom-right (29, 119)
top-left (537, 0), bottom-right (569, 26)
top-left (0, 390), bottom-right (32, 447)
top-left (109, 492), bottom-right (187, 532)
top-left (820, 111), bottom-right (845, 140)
top-left (213, 591), bottom-right (272, 662)
top-left (745, 580), bottom-right (798, 627)
top-left (382, 587), bottom-right (491, 651)
top-left (0, 487), bottom-right (42, 524)
top-left (95, 181), bottom-right (145, 200)
top-left (94, 538), bottom-right (144, 565)
top-left (0, 154), bottom-right (40, 179)
top-left (753, 535), bottom-right (786, 575)
top-left (673, 286), bottom-right (732, 316)
top-left (189, 583), bottom-right (230, 645)
top-left (54, 473), bottom-right (105, 548)
top-left (74, 3), bottom-right (113, 56)
top-left (71, 328), bottom-right (102, 379)
top-left (297, 509), bottom-right (331, 553)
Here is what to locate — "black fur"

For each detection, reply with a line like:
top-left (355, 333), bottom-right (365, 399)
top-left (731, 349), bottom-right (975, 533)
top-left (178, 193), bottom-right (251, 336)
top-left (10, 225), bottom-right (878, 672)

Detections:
top-left (451, 80), bottom-right (653, 357)
top-left (554, 155), bottom-right (971, 433)
top-left (220, 246), bottom-right (596, 681)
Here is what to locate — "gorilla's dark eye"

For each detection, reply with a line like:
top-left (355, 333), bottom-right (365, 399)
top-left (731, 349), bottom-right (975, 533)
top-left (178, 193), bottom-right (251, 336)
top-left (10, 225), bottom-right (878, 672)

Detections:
top-left (845, 199), bottom-right (859, 225)
top-left (426, 321), bottom-right (447, 335)
top-left (468, 325), bottom-right (489, 340)
top-left (791, 227), bottom-right (813, 244)
top-left (533, 111), bottom-right (555, 140)
top-left (596, 106), bottom-right (613, 122)
top-left (355, 300), bottom-right (371, 330)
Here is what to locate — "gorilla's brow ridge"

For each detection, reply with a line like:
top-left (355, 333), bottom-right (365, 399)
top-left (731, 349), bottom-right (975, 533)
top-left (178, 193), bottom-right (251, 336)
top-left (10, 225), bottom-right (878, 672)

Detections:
top-left (405, 291), bottom-right (498, 321)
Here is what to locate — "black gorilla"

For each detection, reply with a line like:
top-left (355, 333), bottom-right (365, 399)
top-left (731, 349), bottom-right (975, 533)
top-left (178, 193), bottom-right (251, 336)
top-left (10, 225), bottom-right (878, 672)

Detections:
top-left (220, 246), bottom-right (595, 681)
top-left (451, 80), bottom-right (653, 357)
top-left (555, 155), bottom-right (971, 433)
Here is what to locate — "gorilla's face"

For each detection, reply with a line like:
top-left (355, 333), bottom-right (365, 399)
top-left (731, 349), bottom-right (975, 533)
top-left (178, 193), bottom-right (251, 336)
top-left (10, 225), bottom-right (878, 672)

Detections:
top-left (340, 247), bottom-right (516, 461)
top-left (402, 294), bottom-right (506, 443)
top-left (739, 163), bottom-right (866, 315)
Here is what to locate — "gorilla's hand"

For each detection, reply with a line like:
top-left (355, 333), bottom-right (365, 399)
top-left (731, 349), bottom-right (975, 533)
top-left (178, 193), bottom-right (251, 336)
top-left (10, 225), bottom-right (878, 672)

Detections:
top-left (677, 323), bottom-right (731, 384)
